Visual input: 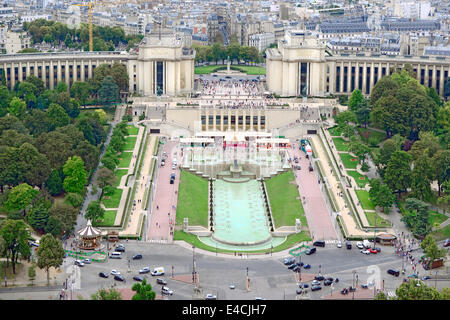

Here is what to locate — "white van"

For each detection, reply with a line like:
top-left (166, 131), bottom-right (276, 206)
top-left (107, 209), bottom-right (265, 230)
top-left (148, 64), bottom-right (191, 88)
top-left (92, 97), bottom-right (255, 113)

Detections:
top-left (151, 267), bottom-right (165, 276)
top-left (363, 240), bottom-right (371, 249)
top-left (109, 252), bottom-right (122, 259)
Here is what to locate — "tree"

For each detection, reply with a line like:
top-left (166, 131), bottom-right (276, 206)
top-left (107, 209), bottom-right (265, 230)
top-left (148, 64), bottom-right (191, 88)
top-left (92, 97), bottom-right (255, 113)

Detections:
top-left (378, 138), bottom-right (399, 168)
top-left (18, 142), bottom-right (51, 188)
top-left (409, 154), bottom-right (434, 202)
top-left (27, 203), bottom-right (50, 233)
top-left (36, 233), bottom-right (65, 284)
top-left (402, 198), bottom-right (431, 238)
top-left (0, 129), bottom-right (34, 148)
top-left (0, 85), bottom-right (12, 116)
top-left (91, 287), bottom-right (122, 300)
top-left (85, 200), bottom-right (105, 222)
top-left (335, 110), bottom-right (357, 127)
top-left (131, 278), bottom-right (156, 300)
top-left (65, 192), bottom-right (84, 208)
top-left (74, 140), bottom-right (100, 173)
top-left (355, 98), bottom-right (372, 128)
top-left (5, 183), bottom-right (39, 217)
top-left (94, 109), bottom-right (108, 125)
top-left (395, 279), bottom-right (445, 300)
top-left (374, 291), bottom-right (388, 300)
top-left (110, 63), bottom-right (129, 93)
top-left (28, 263), bottom-right (36, 285)
top-left (0, 219), bottom-right (31, 274)
top-left (348, 89), bottom-right (364, 112)
top-left (98, 76), bottom-right (120, 106)
top-left (70, 81), bottom-right (91, 106)
top-left (48, 203), bottom-right (77, 235)
top-left (384, 151), bottom-right (412, 196)
top-left (96, 167), bottom-right (116, 198)
top-left (63, 156), bottom-right (87, 194)
top-left (47, 103), bottom-right (70, 130)
top-left (36, 131), bottom-right (73, 169)
top-left (369, 179), bottom-right (395, 213)
top-left (23, 109), bottom-right (52, 137)
top-left (46, 169), bottom-right (64, 196)
top-left (8, 97), bottom-right (26, 118)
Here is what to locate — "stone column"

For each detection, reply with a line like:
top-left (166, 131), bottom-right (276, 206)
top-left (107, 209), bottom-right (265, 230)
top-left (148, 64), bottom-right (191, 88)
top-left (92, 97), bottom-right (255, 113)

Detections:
top-left (88, 60), bottom-right (93, 79)
top-left (424, 64), bottom-right (429, 87)
top-left (439, 65), bottom-right (445, 96)
top-left (431, 65), bottom-right (437, 90)
top-left (34, 61), bottom-right (38, 77)
top-left (80, 60), bottom-right (85, 82)
top-left (57, 60), bottom-right (62, 84)
top-left (362, 62), bottom-right (367, 94)
top-left (41, 62), bottom-right (46, 88)
top-left (73, 60), bottom-right (77, 83)
top-left (369, 62), bottom-right (374, 95)
top-left (49, 61), bottom-right (54, 90)
top-left (65, 61), bottom-right (70, 87)
top-left (416, 64), bottom-right (421, 82)
top-left (18, 62), bottom-right (23, 83)
top-left (26, 61), bottom-right (30, 78)
top-left (10, 63), bottom-right (15, 89)
top-left (346, 62), bottom-right (351, 93)
top-left (339, 61), bottom-right (344, 93)
top-left (355, 61), bottom-right (360, 90)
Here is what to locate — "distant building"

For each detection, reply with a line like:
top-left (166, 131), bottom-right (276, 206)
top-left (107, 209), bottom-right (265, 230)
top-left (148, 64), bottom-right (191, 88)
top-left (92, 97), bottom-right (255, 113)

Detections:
top-left (249, 32), bottom-right (275, 52)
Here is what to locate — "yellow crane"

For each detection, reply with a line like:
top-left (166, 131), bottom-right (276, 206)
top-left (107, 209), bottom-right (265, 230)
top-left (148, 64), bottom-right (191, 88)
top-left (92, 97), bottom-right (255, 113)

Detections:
top-left (74, 2), bottom-right (95, 51)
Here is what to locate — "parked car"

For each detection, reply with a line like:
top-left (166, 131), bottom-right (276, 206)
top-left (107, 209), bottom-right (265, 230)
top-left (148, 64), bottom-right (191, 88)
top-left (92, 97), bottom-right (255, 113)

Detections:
top-left (311, 280), bottom-right (321, 286)
top-left (443, 239), bottom-right (450, 247)
top-left (139, 267), bottom-right (150, 274)
top-left (315, 275), bottom-right (325, 281)
top-left (387, 269), bottom-right (400, 277)
top-left (156, 278), bottom-right (167, 285)
top-left (288, 263), bottom-right (297, 270)
top-left (301, 283), bottom-right (309, 288)
top-left (74, 260), bottom-right (84, 267)
top-left (407, 273), bottom-right (418, 279)
top-left (99, 272), bottom-right (108, 278)
top-left (326, 277), bottom-right (334, 282)
top-left (361, 284), bottom-right (369, 289)
top-left (114, 274), bottom-right (125, 282)
top-left (349, 286), bottom-right (356, 292)
top-left (303, 264), bottom-right (311, 269)
top-left (337, 241), bottom-right (342, 248)
top-left (205, 294), bottom-right (217, 300)
top-left (313, 240), bottom-right (326, 247)
top-left (360, 249), bottom-right (371, 255)
top-left (305, 248), bottom-right (316, 255)
top-left (229, 283), bottom-right (235, 290)
top-left (292, 265), bottom-right (301, 272)
top-left (341, 288), bottom-right (349, 295)
top-left (421, 276), bottom-right (431, 281)
top-left (346, 241), bottom-right (352, 249)
top-left (324, 280), bottom-right (333, 286)
top-left (373, 247), bottom-right (381, 253)
top-left (83, 258), bottom-right (91, 264)
top-left (111, 270), bottom-right (121, 276)
top-left (369, 248), bottom-right (378, 254)
top-left (161, 286), bottom-right (174, 295)
top-left (334, 278), bottom-right (339, 283)
top-left (296, 288), bottom-right (303, 294)
top-left (283, 257), bottom-right (295, 265)
top-left (311, 285), bottom-right (322, 291)
top-left (296, 165), bottom-right (301, 170)
top-left (133, 275), bottom-right (144, 282)
top-left (115, 246), bottom-right (125, 252)
top-left (356, 242), bottom-right (364, 249)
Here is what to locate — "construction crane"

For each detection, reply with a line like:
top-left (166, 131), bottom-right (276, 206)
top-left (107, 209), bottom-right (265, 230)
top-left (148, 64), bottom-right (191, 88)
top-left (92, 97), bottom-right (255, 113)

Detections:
top-left (74, 2), bottom-right (95, 52)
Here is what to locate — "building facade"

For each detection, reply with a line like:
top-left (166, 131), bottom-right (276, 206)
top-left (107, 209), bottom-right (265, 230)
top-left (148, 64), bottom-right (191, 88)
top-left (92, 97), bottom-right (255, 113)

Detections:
top-left (266, 30), bottom-right (450, 97)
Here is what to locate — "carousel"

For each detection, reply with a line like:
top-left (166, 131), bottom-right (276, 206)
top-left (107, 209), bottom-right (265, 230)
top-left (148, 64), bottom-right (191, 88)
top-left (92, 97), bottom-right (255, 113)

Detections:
top-left (76, 220), bottom-right (103, 250)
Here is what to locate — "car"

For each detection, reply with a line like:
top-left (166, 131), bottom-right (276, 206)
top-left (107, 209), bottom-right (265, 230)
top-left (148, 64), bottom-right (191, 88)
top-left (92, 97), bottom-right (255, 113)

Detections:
top-left (170, 178), bottom-right (174, 184)
top-left (161, 286), bottom-right (174, 295)
top-left (334, 278), bottom-right (339, 283)
top-left (115, 246), bottom-right (125, 252)
top-left (288, 263), bottom-right (297, 270)
top-left (283, 257), bottom-right (295, 265)
top-left (296, 165), bottom-right (301, 170)
top-left (346, 241), bottom-right (352, 249)
top-left (139, 267), bottom-right (151, 274)
top-left (311, 285), bottom-right (322, 291)
top-left (74, 260), bottom-right (84, 267)
top-left (161, 160), bottom-right (165, 166)
top-left (205, 294), bottom-right (217, 300)
top-left (292, 266), bottom-right (301, 272)
top-left (132, 254), bottom-right (143, 260)
top-left (83, 258), bottom-right (91, 264)
top-left (408, 273), bottom-right (418, 279)
top-left (156, 278), bottom-right (167, 285)
top-left (421, 276), bottom-right (431, 281)
top-left (369, 248), bottom-right (378, 254)
top-left (341, 288), bottom-right (349, 295)
top-left (28, 241), bottom-right (39, 247)
top-left (361, 284), bottom-right (369, 289)
top-left (326, 277), bottom-right (334, 282)
top-left (297, 262), bottom-right (304, 267)
top-left (356, 242), bottom-right (364, 249)
top-left (301, 283), bottom-right (309, 288)
top-left (311, 280), bottom-right (321, 286)
top-left (133, 275), bottom-right (144, 282)
top-left (114, 274), bottom-right (125, 282)
top-left (294, 158), bottom-right (299, 163)
top-left (443, 239), bottom-right (450, 247)
top-left (254, 297), bottom-right (264, 300)
top-left (111, 270), bottom-right (121, 276)
top-left (324, 280), bottom-right (333, 286)
top-left (296, 288), bottom-right (303, 294)
top-left (229, 283), bottom-right (235, 290)
top-left (360, 249), bottom-right (370, 255)
top-left (387, 269), bottom-right (400, 277)
top-left (313, 240), bottom-right (326, 247)
top-left (172, 164), bottom-right (176, 170)
top-left (374, 247), bottom-right (381, 253)
top-left (99, 272), bottom-right (108, 278)
top-left (303, 264), bottom-right (311, 269)
top-left (315, 275), bottom-right (325, 281)
top-left (305, 248), bottom-right (316, 255)
top-left (337, 241), bottom-right (342, 248)
top-left (349, 286), bottom-right (356, 292)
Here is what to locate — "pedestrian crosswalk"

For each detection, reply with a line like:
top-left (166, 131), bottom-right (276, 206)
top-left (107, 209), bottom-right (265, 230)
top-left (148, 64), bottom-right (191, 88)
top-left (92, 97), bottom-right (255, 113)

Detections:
top-left (386, 290), bottom-right (397, 298)
top-left (325, 240), bottom-right (339, 244)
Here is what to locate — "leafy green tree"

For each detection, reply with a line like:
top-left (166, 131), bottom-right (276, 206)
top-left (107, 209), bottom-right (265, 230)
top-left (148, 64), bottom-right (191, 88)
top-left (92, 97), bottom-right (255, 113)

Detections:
top-left (402, 198), bottom-right (431, 238)
top-left (23, 109), bottom-right (52, 137)
top-left (91, 287), bottom-right (122, 300)
top-left (384, 151), bottom-right (412, 196)
top-left (355, 98), bottom-right (372, 128)
top-left (98, 76), bottom-right (120, 106)
top-left (374, 291), bottom-right (388, 300)
top-left (335, 110), bottom-right (357, 127)
top-left (0, 219), bottom-right (31, 274)
top-left (18, 142), bottom-right (51, 188)
top-left (409, 131), bottom-right (441, 161)
top-left (0, 85), bottom-right (12, 116)
top-left (28, 263), bottom-right (36, 285)
top-left (5, 183), bottom-right (39, 217)
top-left (65, 192), bottom-right (84, 208)
top-left (369, 179), bottom-right (395, 213)
top-left (70, 81), bottom-right (91, 105)
top-left (44, 216), bottom-right (62, 237)
top-left (48, 203), bottom-right (77, 235)
top-left (409, 155), bottom-right (434, 202)
top-left (55, 82), bottom-right (68, 93)
top-left (36, 131), bottom-right (73, 169)
top-left (63, 156), bottom-right (87, 194)
top-left (0, 129), bottom-right (34, 147)
top-left (74, 140), bottom-right (100, 173)
top-left (46, 169), bottom-right (64, 196)
top-left (36, 233), bottom-right (65, 284)
top-left (110, 63), bottom-right (129, 93)
top-left (47, 103), bottom-right (70, 130)
top-left (432, 149), bottom-right (450, 197)
top-left (27, 203), bottom-right (50, 233)
top-left (348, 89), bottom-right (364, 112)
top-left (85, 200), bottom-right (105, 222)
top-left (131, 278), bottom-right (156, 300)
top-left (96, 167), bottom-right (116, 198)
top-left (395, 279), bottom-right (444, 300)
top-left (8, 97), bottom-right (26, 118)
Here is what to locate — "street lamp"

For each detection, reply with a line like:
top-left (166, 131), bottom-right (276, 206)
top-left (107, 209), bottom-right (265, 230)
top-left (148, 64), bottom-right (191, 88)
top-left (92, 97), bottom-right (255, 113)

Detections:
top-left (352, 271), bottom-right (356, 300)
top-left (192, 245), bottom-right (195, 283)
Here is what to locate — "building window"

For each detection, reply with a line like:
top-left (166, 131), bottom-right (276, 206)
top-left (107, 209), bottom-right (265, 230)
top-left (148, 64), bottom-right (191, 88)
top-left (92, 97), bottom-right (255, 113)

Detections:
top-left (216, 115), bottom-right (221, 125)
top-left (201, 115), bottom-right (206, 125)
top-left (156, 61), bottom-right (164, 95)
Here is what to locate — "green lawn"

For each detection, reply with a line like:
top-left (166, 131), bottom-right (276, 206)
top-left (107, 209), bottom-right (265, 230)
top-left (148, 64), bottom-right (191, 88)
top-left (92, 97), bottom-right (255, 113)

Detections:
top-left (328, 126), bottom-right (343, 137)
top-left (176, 170), bottom-right (208, 227)
top-left (126, 125), bottom-right (139, 135)
top-left (265, 171), bottom-right (307, 228)
top-left (194, 64), bottom-right (266, 75)
top-left (173, 230), bottom-right (311, 254)
top-left (364, 211), bottom-right (392, 227)
top-left (346, 170), bottom-right (368, 188)
top-left (356, 127), bottom-right (387, 145)
top-left (114, 169), bottom-right (128, 187)
top-left (355, 190), bottom-right (376, 210)
top-left (429, 224), bottom-right (450, 241)
top-left (124, 136), bottom-right (137, 151)
top-left (102, 188), bottom-right (123, 209)
top-left (118, 151), bottom-right (133, 168)
top-left (428, 210), bottom-right (448, 228)
top-left (333, 137), bottom-right (350, 152)
top-left (93, 210), bottom-right (117, 227)
top-left (339, 153), bottom-right (359, 169)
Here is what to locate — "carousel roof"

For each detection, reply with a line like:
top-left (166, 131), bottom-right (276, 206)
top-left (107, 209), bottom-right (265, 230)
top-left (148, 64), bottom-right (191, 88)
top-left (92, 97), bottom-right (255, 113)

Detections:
top-left (77, 220), bottom-right (102, 238)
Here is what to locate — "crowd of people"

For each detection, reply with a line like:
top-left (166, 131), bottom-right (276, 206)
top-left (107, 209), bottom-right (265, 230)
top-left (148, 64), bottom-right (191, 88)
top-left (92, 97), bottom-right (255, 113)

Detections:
top-left (199, 78), bottom-right (261, 97)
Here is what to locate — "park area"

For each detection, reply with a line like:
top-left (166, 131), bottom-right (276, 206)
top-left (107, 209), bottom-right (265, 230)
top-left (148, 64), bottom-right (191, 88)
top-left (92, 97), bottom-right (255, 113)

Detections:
top-left (265, 171), bottom-right (307, 228)
top-left (176, 171), bottom-right (208, 228)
